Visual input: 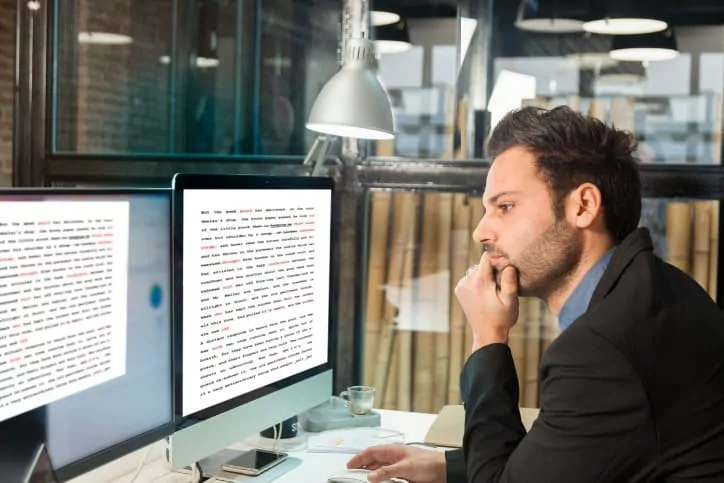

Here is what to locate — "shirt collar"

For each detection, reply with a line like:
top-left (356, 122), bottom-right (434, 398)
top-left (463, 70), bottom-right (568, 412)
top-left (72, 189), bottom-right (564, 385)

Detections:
top-left (557, 248), bottom-right (616, 331)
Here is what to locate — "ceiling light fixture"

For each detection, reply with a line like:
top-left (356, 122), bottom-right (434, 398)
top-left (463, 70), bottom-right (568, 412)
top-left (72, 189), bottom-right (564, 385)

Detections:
top-left (159, 56), bottom-right (220, 68)
top-left (609, 30), bottom-right (678, 62)
top-left (374, 20), bottom-right (412, 55)
top-left (583, 17), bottom-right (667, 35)
top-left (371, 10), bottom-right (400, 27)
top-left (78, 32), bottom-right (133, 45)
top-left (514, 0), bottom-right (584, 33)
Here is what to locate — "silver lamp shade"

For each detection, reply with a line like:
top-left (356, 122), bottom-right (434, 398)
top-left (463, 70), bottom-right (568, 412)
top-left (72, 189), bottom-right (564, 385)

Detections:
top-left (306, 37), bottom-right (395, 140)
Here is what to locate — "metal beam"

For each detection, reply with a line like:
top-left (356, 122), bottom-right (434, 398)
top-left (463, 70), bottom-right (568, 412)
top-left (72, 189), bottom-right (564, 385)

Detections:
top-left (357, 157), bottom-right (724, 199)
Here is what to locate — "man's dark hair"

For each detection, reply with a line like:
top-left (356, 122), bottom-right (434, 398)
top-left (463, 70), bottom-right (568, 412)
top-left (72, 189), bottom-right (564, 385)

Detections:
top-left (486, 105), bottom-right (641, 244)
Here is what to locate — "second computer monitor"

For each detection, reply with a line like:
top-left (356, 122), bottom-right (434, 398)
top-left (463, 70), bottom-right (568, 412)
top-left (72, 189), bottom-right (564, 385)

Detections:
top-left (0, 188), bottom-right (173, 480)
top-left (170, 174), bottom-right (336, 469)
top-left (0, 192), bottom-right (130, 424)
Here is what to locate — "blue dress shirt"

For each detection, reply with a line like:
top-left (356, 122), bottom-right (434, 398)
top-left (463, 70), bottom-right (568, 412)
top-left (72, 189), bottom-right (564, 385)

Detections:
top-left (557, 248), bottom-right (616, 331)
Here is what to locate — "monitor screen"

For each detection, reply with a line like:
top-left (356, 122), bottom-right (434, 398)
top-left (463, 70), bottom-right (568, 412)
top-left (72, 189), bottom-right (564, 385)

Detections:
top-left (179, 183), bottom-right (332, 417)
top-left (0, 196), bottom-right (130, 423)
top-left (0, 190), bottom-right (172, 478)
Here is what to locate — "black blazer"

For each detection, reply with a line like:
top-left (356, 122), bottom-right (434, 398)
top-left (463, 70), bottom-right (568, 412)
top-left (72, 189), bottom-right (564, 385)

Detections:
top-left (447, 227), bottom-right (724, 482)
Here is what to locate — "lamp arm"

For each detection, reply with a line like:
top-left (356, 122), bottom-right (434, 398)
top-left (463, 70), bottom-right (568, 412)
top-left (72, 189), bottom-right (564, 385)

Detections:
top-left (303, 135), bottom-right (338, 176)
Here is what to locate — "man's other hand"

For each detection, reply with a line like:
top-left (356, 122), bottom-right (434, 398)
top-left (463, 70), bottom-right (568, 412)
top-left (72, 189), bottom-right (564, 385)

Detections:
top-left (346, 444), bottom-right (447, 483)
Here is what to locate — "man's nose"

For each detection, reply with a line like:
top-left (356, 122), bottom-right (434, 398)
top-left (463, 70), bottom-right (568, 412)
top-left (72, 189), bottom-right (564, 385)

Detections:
top-left (472, 214), bottom-right (491, 245)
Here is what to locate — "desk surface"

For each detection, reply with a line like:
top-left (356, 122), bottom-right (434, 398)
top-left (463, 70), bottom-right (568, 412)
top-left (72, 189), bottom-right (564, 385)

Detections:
top-left (80, 410), bottom-right (438, 483)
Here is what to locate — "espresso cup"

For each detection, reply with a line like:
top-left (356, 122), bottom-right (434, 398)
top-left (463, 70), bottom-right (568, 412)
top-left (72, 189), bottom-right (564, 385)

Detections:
top-left (340, 385), bottom-right (376, 415)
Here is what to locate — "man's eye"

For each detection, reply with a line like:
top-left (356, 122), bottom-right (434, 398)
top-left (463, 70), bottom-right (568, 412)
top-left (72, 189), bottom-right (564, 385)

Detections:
top-left (499, 203), bottom-right (513, 213)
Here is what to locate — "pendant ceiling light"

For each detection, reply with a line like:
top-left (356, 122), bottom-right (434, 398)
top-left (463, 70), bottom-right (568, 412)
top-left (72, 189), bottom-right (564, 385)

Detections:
top-left (195, 0), bottom-right (219, 68)
top-left (371, 0), bottom-right (402, 27)
top-left (372, 10), bottom-right (400, 26)
top-left (584, 18), bottom-right (667, 35)
top-left (78, 3), bottom-right (133, 45)
top-left (582, 2), bottom-right (667, 35)
top-left (158, 1), bottom-right (219, 68)
top-left (609, 29), bottom-right (679, 62)
top-left (514, 0), bottom-right (584, 33)
top-left (374, 20), bottom-right (412, 55)
top-left (78, 32), bottom-right (133, 45)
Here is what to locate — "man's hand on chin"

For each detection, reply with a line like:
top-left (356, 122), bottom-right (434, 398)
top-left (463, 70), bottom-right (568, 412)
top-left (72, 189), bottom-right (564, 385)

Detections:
top-left (346, 444), bottom-right (447, 483)
top-left (455, 252), bottom-right (519, 352)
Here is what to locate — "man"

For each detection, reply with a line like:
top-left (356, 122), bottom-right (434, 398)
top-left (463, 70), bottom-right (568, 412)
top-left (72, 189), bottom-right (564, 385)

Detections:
top-left (347, 106), bottom-right (724, 482)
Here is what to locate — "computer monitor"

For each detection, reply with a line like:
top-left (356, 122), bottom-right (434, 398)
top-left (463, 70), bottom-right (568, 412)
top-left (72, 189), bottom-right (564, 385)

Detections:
top-left (170, 173), bottom-right (336, 471)
top-left (0, 190), bottom-right (131, 423)
top-left (0, 189), bottom-right (173, 480)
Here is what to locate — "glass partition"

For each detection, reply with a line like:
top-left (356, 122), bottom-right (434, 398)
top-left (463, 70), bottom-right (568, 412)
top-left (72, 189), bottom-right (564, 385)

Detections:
top-left (53, 0), bottom-right (173, 154)
top-left (371, 1), bottom-right (488, 159)
top-left (51, 0), bottom-right (338, 157)
top-left (370, 3), bottom-right (724, 165)
top-left (360, 0), bottom-right (724, 410)
top-left (360, 190), bottom-right (720, 411)
top-left (37, 0), bottom-right (724, 402)
top-left (485, 8), bottom-right (724, 166)
top-left (375, 22), bottom-right (457, 158)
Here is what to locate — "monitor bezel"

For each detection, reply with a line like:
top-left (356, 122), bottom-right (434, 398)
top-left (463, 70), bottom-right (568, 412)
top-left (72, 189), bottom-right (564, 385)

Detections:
top-left (0, 187), bottom-right (175, 480)
top-left (171, 173), bottom-right (337, 426)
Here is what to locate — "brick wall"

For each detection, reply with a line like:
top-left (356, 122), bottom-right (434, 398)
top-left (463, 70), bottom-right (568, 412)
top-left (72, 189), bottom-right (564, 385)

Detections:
top-left (54, 0), bottom-right (336, 158)
top-left (127, 0), bottom-right (172, 152)
top-left (0, 0), bottom-right (14, 185)
top-left (57, 0), bottom-right (172, 153)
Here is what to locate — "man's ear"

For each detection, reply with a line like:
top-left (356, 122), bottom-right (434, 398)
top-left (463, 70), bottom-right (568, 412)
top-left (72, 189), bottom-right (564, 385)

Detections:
top-left (566, 183), bottom-right (603, 229)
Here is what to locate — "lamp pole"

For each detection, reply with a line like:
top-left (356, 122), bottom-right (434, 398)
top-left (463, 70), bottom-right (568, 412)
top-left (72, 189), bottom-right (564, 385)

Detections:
top-left (342, 0), bottom-right (369, 47)
top-left (332, 0), bottom-right (371, 393)
top-left (340, 0), bottom-right (371, 165)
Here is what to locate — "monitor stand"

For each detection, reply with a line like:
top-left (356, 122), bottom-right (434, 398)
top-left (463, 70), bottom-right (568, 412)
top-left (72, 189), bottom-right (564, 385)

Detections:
top-left (190, 415), bottom-right (305, 482)
top-left (21, 442), bottom-right (60, 483)
top-left (0, 409), bottom-right (59, 483)
top-left (195, 449), bottom-right (302, 483)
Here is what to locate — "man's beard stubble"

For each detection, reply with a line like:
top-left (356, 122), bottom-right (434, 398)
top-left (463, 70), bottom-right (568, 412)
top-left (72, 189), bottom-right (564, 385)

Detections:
top-left (489, 218), bottom-right (582, 300)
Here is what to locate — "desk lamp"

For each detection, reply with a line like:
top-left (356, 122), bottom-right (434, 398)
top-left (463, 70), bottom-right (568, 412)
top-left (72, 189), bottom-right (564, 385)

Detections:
top-left (256, 38), bottom-right (392, 440)
top-left (298, 36), bottom-right (390, 434)
top-left (303, 36), bottom-right (395, 176)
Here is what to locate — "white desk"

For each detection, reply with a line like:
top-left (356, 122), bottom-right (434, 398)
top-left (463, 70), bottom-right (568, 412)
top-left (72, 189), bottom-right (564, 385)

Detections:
top-left (68, 410), bottom-right (439, 483)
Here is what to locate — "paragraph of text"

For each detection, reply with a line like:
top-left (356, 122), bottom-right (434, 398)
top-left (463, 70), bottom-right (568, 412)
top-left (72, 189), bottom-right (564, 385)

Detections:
top-left (0, 201), bottom-right (129, 423)
top-left (182, 189), bottom-right (331, 416)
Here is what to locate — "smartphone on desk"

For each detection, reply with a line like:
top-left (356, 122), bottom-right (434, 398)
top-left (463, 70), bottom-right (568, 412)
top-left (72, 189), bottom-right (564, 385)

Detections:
top-left (221, 449), bottom-right (288, 476)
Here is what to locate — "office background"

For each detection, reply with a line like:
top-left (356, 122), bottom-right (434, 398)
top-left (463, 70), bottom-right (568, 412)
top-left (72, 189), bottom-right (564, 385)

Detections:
top-left (4, 0), bottom-right (724, 411)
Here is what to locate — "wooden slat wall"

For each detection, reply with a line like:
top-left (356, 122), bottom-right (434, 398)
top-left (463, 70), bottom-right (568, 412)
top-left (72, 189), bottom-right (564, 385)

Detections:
top-left (362, 193), bottom-right (720, 412)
